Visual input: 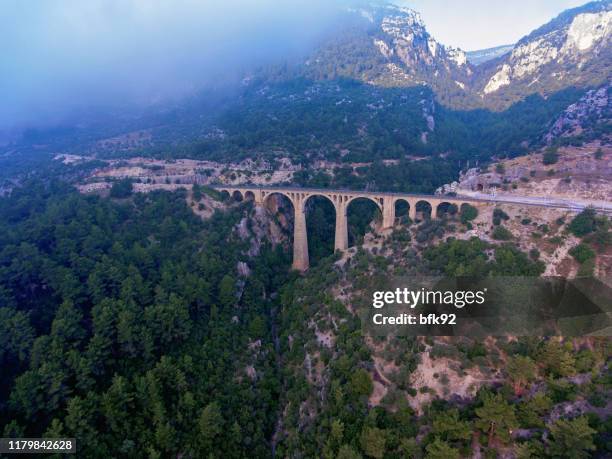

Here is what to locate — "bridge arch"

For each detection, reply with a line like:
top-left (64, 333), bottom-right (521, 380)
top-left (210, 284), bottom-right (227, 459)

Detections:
top-left (304, 193), bottom-right (337, 211)
top-left (394, 198), bottom-right (411, 221)
top-left (244, 190), bottom-right (255, 201)
top-left (232, 190), bottom-right (244, 202)
top-left (346, 196), bottom-right (383, 247)
top-left (303, 194), bottom-right (337, 262)
top-left (436, 201), bottom-right (458, 218)
top-left (415, 200), bottom-right (432, 220)
top-left (263, 191), bottom-right (294, 209)
top-left (345, 194), bottom-right (383, 212)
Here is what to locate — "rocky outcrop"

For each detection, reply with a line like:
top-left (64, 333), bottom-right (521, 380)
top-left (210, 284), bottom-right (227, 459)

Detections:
top-left (367, 4), bottom-right (471, 87)
top-left (479, 2), bottom-right (611, 103)
top-left (316, 1), bottom-right (611, 109)
top-left (545, 83), bottom-right (611, 143)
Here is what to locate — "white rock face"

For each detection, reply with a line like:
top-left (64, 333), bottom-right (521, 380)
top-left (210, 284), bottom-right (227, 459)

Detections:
top-left (483, 9), bottom-right (611, 94)
top-left (374, 38), bottom-right (394, 58)
top-left (427, 37), bottom-right (437, 57)
top-left (510, 37), bottom-right (559, 78)
top-left (374, 4), bottom-right (470, 80)
top-left (564, 11), bottom-right (612, 51)
top-left (382, 18), bottom-right (414, 42)
top-left (446, 46), bottom-right (467, 66)
top-left (381, 6), bottom-right (426, 42)
top-left (484, 37), bottom-right (559, 92)
top-left (484, 64), bottom-right (512, 94)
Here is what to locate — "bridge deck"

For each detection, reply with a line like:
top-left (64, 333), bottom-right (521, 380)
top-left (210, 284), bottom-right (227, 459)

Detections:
top-left (211, 185), bottom-right (481, 201)
top-left (211, 185), bottom-right (611, 214)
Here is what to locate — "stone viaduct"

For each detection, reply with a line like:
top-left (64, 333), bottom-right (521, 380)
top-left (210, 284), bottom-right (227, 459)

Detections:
top-left (214, 186), bottom-right (486, 271)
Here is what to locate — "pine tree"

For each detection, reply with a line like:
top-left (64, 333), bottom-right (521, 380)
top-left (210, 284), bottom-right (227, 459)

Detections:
top-left (432, 408), bottom-right (471, 442)
top-left (337, 444), bottom-right (363, 459)
top-left (425, 438), bottom-right (460, 459)
top-left (475, 392), bottom-right (518, 446)
top-left (547, 416), bottom-right (596, 459)
top-left (198, 402), bottom-right (224, 453)
top-left (506, 355), bottom-right (537, 396)
top-left (359, 427), bottom-right (386, 459)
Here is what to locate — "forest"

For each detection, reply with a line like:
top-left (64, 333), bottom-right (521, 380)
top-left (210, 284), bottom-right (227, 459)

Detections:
top-left (0, 182), bottom-right (291, 457)
top-left (1, 182), bottom-right (610, 458)
top-left (3, 79), bottom-right (588, 189)
top-left (134, 80), bottom-right (585, 167)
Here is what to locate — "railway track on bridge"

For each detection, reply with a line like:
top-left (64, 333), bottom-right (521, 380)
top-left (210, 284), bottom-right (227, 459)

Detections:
top-left (211, 185), bottom-right (612, 215)
top-left (210, 184), bottom-right (611, 270)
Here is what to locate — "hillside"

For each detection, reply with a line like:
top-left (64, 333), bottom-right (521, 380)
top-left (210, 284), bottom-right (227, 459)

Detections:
top-left (280, 1), bottom-right (611, 110)
top-left (2, 1), bottom-right (610, 177)
top-left (475, 1), bottom-right (612, 107)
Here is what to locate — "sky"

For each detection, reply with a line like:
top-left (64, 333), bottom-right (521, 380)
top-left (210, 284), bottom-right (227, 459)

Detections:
top-left (0, 0), bottom-right (589, 132)
top-left (403, 0), bottom-right (587, 50)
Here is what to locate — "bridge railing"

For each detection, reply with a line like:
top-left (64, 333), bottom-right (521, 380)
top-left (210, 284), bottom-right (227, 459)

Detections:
top-left (209, 184), bottom-right (612, 214)
top-left (209, 184), bottom-right (483, 202)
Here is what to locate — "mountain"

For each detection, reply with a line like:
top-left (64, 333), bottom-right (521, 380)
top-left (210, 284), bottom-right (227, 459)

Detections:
top-left (466, 44), bottom-right (514, 65)
top-left (475, 1), bottom-right (611, 105)
top-left (2, 1), bottom-right (610, 173)
top-left (286, 1), bottom-right (611, 109)
top-left (289, 3), bottom-right (473, 106)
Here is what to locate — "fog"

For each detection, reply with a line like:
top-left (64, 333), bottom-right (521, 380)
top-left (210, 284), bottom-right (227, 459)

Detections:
top-left (0, 0), bottom-right (347, 132)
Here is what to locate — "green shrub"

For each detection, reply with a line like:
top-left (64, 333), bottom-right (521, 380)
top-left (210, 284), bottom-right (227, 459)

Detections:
top-left (493, 208), bottom-right (509, 226)
top-left (569, 243), bottom-right (596, 264)
top-left (492, 226), bottom-right (513, 240)
top-left (460, 204), bottom-right (478, 224)
top-left (568, 208), bottom-right (597, 237)
top-left (109, 179), bottom-right (133, 198)
top-left (543, 147), bottom-right (559, 165)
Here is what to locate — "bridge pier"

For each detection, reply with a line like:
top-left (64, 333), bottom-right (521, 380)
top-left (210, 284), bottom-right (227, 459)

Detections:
top-left (334, 200), bottom-right (348, 252)
top-left (382, 198), bottom-right (395, 229)
top-left (292, 195), bottom-right (309, 272)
